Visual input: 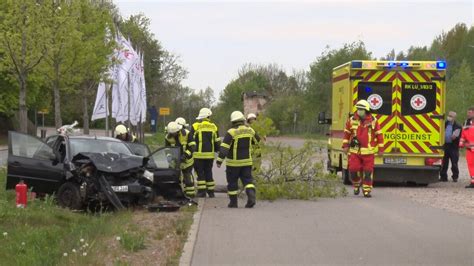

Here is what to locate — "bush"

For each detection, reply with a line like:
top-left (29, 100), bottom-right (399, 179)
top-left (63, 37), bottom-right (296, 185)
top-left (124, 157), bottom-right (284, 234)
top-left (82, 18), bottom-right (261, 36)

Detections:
top-left (255, 142), bottom-right (347, 200)
top-left (251, 115), bottom-right (279, 137)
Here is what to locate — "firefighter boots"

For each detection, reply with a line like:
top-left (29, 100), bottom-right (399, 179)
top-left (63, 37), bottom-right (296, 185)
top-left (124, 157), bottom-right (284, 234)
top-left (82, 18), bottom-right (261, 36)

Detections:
top-left (228, 195), bottom-right (238, 208)
top-left (197, 190), bottom-right (206, 198)
top-left (207, 191), bottom-right (215, 198)
top-left (245, 188), bottom-right (256, 208)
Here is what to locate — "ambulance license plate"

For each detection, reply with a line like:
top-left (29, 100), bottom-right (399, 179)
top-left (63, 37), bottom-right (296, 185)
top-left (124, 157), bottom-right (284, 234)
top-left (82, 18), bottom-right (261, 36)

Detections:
top-left (383, 158), bottom-right (407, 165)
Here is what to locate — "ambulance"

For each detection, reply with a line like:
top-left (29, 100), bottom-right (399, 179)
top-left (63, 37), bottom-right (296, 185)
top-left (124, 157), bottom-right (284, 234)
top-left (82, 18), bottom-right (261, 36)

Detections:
top-left (319, 60), bottom-right (447, 185)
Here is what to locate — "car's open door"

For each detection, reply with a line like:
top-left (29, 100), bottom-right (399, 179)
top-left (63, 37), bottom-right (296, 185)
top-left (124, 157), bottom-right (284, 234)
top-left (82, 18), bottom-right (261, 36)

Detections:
top-left (6, 131), bottom-right (64, 193)
top-left (147, 146), bottom-right (184, 198)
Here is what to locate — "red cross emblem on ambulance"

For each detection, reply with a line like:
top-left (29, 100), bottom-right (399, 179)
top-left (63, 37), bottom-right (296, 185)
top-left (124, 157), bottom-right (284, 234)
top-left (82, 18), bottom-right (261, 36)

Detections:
top-left (367, 94), bottom-right (383, 110)
top-left (410, 94), bottom-right (427, 111)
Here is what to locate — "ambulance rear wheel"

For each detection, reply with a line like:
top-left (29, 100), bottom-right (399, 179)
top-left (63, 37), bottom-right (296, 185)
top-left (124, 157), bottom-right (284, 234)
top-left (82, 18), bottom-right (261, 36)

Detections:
top-left (342, 169), bottom-right (351, 185)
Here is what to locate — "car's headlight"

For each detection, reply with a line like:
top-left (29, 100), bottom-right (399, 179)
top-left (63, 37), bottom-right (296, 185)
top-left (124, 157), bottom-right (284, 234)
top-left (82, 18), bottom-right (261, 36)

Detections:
top-left (143, 170), bottom-right (154, 182)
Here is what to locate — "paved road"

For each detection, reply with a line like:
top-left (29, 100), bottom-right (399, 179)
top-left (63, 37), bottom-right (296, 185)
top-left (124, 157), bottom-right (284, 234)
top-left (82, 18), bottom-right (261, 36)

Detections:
top-left (192, 137), bottom-right (474, 266)
top-left (192, 191), bottom-right (473, 266)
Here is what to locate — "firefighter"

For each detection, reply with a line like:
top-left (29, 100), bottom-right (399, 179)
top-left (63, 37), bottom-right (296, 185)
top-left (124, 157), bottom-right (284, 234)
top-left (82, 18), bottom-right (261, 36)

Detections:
top-left (459, 107), bottom-right (474, 188)
top-left (246, 113), bottom-right (262, 174)
top-left (440, 111), bottom-right (462, 182)
top-left (191, 108), bottom-right (221, 198)
top-left (176, 117), bottom-right (189, 130)
top-left (165, 121), bottom-right (196, 197)
top-left (114, 124), bottom-right (138, 143)
top-left (342, 100), bottom-right (384, 198)
top-left (217, 111), bottom-right (260, 208)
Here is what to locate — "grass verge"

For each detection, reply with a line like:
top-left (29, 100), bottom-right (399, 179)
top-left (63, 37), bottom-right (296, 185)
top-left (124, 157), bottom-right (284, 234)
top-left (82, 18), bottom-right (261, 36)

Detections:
top-left (0, 168), bottom-right (197, 265)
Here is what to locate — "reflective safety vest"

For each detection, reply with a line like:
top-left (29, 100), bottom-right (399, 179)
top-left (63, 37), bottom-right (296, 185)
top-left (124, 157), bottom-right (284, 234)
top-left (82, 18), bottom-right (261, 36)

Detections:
top-left (191, 119), bottom-right (220, 159)
top-left (217, 123), bottom-right (260, 167)
top-left (342, 114), bottom-right (384, 155)
top-left (165, 129), bottom-right (195, 169)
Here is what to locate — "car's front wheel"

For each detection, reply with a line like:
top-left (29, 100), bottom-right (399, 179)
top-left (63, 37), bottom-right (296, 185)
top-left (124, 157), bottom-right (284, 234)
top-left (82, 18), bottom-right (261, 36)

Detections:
top-left (57, 182), bottom-right (83, 210)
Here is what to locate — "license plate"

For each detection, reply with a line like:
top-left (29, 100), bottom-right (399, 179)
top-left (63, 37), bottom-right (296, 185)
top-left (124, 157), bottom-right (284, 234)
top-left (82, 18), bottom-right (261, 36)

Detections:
top-left (111, 185), bottom-right (128, 192)
top-left (383, 157), bottom-right (407, 164)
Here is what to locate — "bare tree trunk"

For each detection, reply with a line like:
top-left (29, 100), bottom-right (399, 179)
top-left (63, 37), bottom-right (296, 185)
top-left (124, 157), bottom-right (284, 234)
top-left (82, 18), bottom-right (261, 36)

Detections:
top-left (53, 63), bottom-right (62, 129)
top-left (82, 84), bottom-right (90, 135)
top-left (19, 77), bottom-right (28, 133)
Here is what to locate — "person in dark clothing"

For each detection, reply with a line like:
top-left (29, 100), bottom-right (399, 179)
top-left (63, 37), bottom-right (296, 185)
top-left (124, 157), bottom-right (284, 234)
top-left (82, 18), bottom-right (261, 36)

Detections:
top-left (440, 111), bottom-right (462, 182)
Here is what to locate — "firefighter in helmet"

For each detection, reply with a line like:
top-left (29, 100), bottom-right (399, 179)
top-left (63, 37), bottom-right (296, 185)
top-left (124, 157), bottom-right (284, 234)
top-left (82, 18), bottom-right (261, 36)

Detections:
top-left (114, 124), bottom-right (137, 143)
top-left (217, 111), bottom-right (260, 208)
top-left (190, 108), bottom-right (221, 198)
top-left (176, 117), bottom-right (189, 130)
top-left (165, 121), bottom-right (196, 197)
top-left (342, 100), bottom-right (384, 197)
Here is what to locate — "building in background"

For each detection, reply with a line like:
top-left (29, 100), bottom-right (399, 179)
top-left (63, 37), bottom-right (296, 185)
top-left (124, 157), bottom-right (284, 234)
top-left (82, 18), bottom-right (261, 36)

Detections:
top-left (242, 91), bottom-right (268, 116)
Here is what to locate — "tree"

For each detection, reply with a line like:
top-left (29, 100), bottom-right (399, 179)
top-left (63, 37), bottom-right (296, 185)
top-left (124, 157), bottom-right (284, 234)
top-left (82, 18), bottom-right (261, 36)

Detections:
top-left (0, 0), bottom-right (49, 133)
top-left (74, 1), bottom-right (114, 134)
top-left (447, 60), bottom-right (474, 122)
top-left (306, 41), bottom-right (372, 133)
top-left (42, 1), bottom-right (82, 129)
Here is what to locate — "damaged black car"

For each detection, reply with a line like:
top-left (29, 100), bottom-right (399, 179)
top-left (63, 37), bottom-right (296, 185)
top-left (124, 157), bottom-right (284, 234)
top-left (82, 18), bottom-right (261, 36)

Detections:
top-left (5, 131), bottom-right (186, 210)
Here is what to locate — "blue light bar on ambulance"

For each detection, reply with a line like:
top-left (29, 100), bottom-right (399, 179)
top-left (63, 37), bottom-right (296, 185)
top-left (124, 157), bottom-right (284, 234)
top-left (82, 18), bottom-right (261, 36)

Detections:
top-left (436, 61), bottom-right (446, 69)
top-left (388, 62), bottom-right (397, 68)
top-left (401, 62), bottom-right (409, 68)
top-left (351, 61), bottom-right (363, 68)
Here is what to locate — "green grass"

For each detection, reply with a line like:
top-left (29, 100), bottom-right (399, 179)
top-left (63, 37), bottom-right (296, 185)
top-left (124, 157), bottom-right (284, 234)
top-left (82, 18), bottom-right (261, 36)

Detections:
top-left (0, 167), bottom-right (133, 265)
top-left (145, 131), bottom-right (166, 150)
top-left (119, 230), bottom-right (146, 252)
top-left (0, 168), bottom-right (197, 265)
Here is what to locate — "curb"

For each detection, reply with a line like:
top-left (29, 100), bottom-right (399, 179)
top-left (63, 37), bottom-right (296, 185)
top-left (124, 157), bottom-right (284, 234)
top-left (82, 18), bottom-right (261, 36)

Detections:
top-left (179, 198), bottom-right (204, 266)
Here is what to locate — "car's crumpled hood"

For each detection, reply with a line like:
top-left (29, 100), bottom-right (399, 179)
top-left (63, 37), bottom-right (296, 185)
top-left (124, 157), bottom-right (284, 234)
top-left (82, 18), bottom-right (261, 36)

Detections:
top-left (72, 152), bottom-right (147, 174)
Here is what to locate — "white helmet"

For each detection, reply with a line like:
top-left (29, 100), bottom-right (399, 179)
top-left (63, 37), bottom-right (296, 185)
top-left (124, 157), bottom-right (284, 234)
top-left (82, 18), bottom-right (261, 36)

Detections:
top-left (115, 124), bottom-right (128, 136)
top-left (230, 111), bottom-right (245, 122)
top-left (247, 113), bottom-right (257, 120)
top-left (196, 108), bottom-right (212, 119)
top-left (167, 121), bottom-right (181, 134)
top-left (175, 117), bottom-right (188, 127)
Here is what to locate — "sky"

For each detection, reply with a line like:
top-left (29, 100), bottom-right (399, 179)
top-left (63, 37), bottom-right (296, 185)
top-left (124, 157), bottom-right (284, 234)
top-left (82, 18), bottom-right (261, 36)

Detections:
top-left (115, 0), bottom-right (473, 97)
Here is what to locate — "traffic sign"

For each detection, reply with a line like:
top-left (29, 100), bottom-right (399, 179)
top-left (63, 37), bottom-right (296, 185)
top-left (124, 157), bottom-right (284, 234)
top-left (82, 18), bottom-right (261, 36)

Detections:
top-left (38, 109), bottom-right (49, 114)
top-left (159, 107), bottom-right (170, 116)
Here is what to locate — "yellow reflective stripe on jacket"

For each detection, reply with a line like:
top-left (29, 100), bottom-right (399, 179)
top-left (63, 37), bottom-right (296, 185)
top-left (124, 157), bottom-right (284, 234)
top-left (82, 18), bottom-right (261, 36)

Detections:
top-left (228, 190), bottom-right (238, 195)
top-left (349, 147), bottom-right (376, 155)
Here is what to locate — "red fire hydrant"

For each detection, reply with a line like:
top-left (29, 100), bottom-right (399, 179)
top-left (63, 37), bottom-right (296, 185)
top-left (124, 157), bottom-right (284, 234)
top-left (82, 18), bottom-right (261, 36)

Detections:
top-left (15, 180), bottom-right (28, 208)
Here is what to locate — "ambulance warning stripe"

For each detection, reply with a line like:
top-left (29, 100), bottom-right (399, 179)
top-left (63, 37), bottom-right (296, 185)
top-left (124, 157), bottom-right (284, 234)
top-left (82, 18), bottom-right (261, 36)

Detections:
top-left (396, 70), bottom-right (441, 154)
top-left (332, 73), bottom-right (349, 83)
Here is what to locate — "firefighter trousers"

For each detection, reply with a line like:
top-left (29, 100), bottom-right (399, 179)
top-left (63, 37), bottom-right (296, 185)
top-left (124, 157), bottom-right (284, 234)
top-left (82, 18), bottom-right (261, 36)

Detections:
top-left (182, 166), bottom-right (195, 197)
top-left (226, 166), bottom-right (255, 196)
top-left (349, 153), bottom-right (374, 192)
top-left (440, 144), bottom-right (459, 180)
top-left (465, 150), bottom-right (474, 185)
top-left (194, 159), bottom-right (215, 192)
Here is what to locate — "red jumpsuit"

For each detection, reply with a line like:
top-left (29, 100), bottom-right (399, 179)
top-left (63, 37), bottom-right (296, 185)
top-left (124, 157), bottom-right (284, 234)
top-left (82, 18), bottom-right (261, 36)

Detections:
top-left (342, 114), bottom-right (384, 193)
top-left (459, 123), bottom-right (474, 185)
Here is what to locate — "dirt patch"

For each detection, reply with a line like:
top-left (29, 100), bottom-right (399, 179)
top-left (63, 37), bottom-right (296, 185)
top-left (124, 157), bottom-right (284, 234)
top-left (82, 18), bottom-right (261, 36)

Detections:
top-left (102, 206), bottom-right (196, 266)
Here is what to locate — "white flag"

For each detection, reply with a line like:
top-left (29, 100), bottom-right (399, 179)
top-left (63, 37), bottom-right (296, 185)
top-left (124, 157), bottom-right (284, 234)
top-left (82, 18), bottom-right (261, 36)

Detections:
top-left (140, 53), bottom-right (147, 122)
top-left (112, 33), bottom-right (139, 123)
top-left (91, 82), bottom-right (108, 121)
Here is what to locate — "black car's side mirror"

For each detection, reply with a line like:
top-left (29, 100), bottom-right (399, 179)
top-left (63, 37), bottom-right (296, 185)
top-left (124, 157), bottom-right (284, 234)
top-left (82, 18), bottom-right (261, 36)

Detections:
top-left (318, 112), bottom-right (332, 125)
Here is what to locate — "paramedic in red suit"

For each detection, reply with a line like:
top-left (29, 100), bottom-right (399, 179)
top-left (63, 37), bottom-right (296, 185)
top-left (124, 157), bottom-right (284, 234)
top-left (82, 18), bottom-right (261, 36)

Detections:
top-left (342, 100), bottom-right (384, 198)
top-left (459, 107), bottom-right (474, 188)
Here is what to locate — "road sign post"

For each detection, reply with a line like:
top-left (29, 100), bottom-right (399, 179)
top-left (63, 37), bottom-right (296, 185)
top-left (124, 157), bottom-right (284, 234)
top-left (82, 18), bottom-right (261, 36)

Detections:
top-left (159, 107), bottom-right (170, 131)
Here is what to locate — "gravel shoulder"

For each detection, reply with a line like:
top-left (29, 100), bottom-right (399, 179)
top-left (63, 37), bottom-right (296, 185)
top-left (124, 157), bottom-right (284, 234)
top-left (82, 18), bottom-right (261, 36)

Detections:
top-left (381, 157), bottom-right (474, 218)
